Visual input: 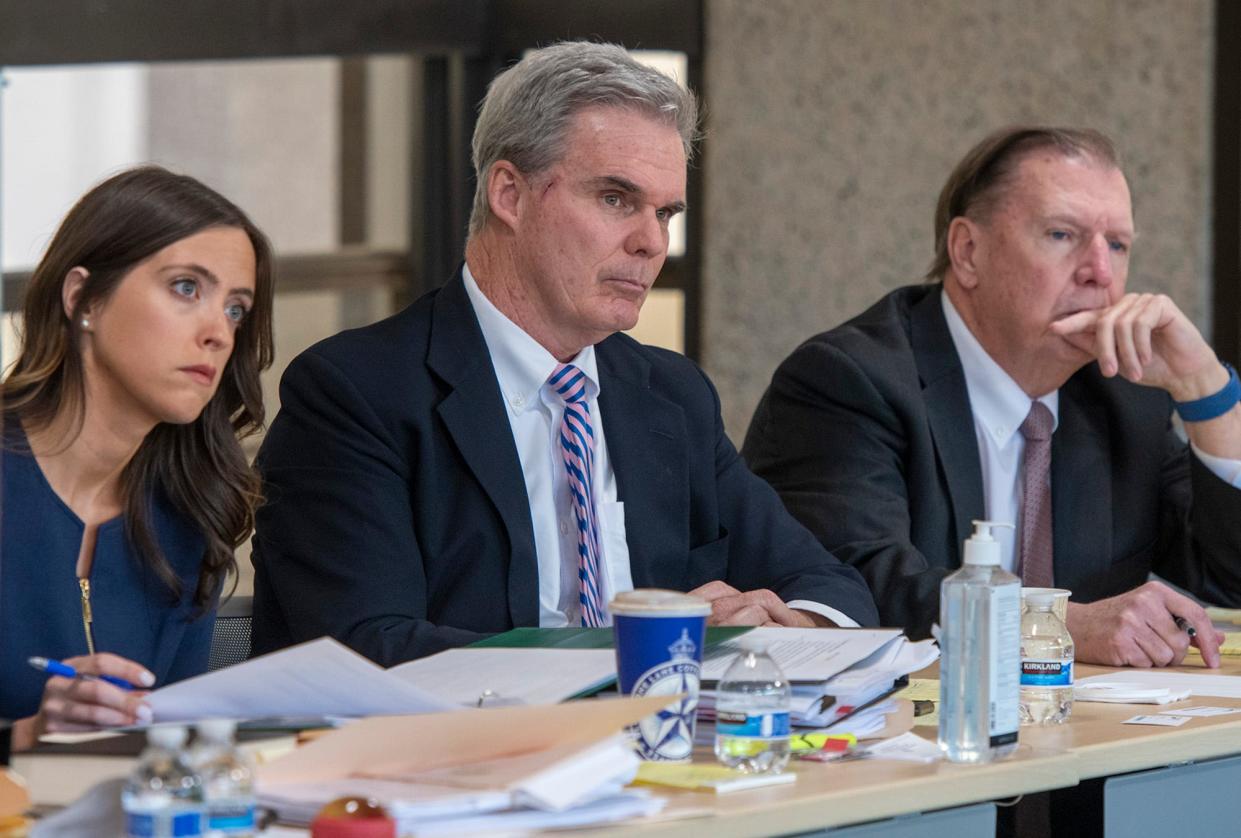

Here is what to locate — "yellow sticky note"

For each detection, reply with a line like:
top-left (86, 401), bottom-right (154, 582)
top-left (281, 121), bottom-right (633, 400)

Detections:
top-left (894, 678), bottom-right (940, 728)
top-left (633, 762), bottom-right (796, 793)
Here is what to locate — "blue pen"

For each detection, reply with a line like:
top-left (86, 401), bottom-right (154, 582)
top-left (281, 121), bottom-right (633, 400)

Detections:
top-left (27, 656), bottom-right (137, 691)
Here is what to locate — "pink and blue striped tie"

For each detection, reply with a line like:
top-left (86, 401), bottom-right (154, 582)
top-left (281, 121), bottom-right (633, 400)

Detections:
top-left (548, 363), bottom-right (606, 627)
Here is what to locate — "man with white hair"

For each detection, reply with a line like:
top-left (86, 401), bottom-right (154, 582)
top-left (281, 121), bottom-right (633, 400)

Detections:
top-left (252, 41), bottom-right (879, 664)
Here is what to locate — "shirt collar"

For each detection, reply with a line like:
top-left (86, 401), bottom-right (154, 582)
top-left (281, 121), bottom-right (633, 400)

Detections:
top-left (941, 290), bottom-right (1059, 448)
top-left (462, 263), bottom-right (600, 415)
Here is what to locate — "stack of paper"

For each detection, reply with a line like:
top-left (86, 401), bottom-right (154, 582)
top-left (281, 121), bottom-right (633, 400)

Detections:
top-left (148, 638), bottom-right (618, 722)
top-left (1074, 684), bottom-right (1191, 705)
top-left (257, 696), bottom-right (678, 834)
top-left (698, 629), bottom-right (939, 729)
top-left (259, 736), bottom-right (661, 835)
top-left (1076, 671), bottom-right (1241, 704)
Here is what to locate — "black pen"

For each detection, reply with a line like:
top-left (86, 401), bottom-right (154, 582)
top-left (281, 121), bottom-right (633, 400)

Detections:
top-left (1174, 616), bottom-right (1198, 639)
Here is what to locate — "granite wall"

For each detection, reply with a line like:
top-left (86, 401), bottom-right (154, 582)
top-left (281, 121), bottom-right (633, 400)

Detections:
top-left (701, 0), bottom-right (1213, 440)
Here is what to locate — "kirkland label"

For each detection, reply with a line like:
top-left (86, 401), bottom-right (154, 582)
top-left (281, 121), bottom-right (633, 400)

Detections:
top-left (1021, 659), bottom-right (1073, 687)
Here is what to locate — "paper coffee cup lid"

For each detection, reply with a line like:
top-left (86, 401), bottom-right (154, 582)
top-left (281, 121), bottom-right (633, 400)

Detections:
top-left (609, 588), bottom-right (711, 617)
top-left (1021, 587), bottom-right (1071, 605)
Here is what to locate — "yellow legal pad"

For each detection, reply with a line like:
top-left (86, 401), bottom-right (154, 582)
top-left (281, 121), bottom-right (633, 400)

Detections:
top-left (893, 678), bottom-right (941, 728)
top-left (1206, 607), bottom-right (1241, 626)
top-left (1187, 631), bottom-right (1241, 657)
top-left (633, 762), bottom-right (797, 793)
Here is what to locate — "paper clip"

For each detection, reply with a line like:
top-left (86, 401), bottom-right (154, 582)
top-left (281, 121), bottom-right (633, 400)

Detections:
top-left (476, 689), bottom-right (522, 709)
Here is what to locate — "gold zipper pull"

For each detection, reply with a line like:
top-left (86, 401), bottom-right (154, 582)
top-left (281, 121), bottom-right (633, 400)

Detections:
top-left (79, 577), bottom-right (96, 656)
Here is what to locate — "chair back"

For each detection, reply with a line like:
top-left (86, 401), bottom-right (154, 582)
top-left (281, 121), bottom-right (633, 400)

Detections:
top-left (209, 594), bottom-right (253, 672)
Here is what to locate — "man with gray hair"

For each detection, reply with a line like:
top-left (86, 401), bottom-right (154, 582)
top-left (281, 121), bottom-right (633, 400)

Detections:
top-left (251, 41), bottom-right (879, 665)
top-left (745, 126), bottom-right (1241, 668)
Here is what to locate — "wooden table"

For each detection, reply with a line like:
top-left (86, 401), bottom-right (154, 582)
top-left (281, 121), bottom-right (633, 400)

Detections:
top-left (16, 657), bottom-right (1241, 837)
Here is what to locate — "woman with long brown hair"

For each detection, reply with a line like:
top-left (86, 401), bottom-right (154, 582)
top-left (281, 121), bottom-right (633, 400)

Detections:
top-left (1, 166), bottom-right (274, 750)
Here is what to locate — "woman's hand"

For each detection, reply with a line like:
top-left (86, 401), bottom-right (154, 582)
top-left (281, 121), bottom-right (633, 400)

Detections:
top-left (11, 653), bottom-right (155, 751)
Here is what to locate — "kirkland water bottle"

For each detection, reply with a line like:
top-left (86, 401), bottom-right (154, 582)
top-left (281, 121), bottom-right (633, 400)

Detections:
top-left (938, 520), bottom-right (1021, 764)
top-left (713, 645), bottom-right (791, 773)
top-left (1019, 589), bottom-right (1074, 725)
top-left (193, 719), bottom-right (257, 837)
top-left (122, 725), bottom-right (204, 837)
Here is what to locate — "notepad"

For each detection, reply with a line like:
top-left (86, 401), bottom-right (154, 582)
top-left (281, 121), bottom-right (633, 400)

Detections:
top-left (1186, 632), bottom-right (1241, 657)
top-left (632, 763), bottom-right (796, 793)
top-left (1205, 607), bottom-right (1241, 626)
top-left (894, 678), bottom-right (940, 728)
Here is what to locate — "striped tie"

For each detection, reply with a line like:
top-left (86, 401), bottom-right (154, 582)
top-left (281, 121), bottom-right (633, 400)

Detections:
top-left (547, 363), bottom-right (606, 627)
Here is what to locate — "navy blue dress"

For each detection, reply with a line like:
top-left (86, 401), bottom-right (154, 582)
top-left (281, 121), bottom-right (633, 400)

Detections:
top-left (0, 421), bottom-right (215, 720)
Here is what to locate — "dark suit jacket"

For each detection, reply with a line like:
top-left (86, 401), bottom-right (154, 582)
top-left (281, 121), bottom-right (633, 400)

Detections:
top-left (743, 284), bottom-right (1241, 639)
top-left (251, 272), bottom-right (879, 665)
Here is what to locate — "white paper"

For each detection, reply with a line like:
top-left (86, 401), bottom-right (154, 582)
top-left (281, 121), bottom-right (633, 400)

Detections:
top-left (862, 731), bottom-right (942, 763)
top-left (407, 791), bottom-right (664, 837)
top-left (1074, 683), bottom-right (1192, 705)
top-left (702, 628), bottom-right (903, 683)
top-left (511, 735), bottom-right (638, 811)
top-left (149, 637), bottom-right (455, 721)
top-left (1123, 714), bottom-right (1190, 727)
top-left (1077, 670), bottom-right (1241, 699)
top-left (257, 777), bottom-right (512, 825)
top-left (825, 638), bottom-right (940, 694)
top-left (389, 648), bottom-right (617, 707)
top-left (1158, 705), bottom-right (1241, 717)
top-left (822, 701), bottom-right (898, 738)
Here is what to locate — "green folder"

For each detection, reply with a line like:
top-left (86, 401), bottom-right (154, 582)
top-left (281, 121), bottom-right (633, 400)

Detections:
top-left (471, 625), bottom-right (752, 651)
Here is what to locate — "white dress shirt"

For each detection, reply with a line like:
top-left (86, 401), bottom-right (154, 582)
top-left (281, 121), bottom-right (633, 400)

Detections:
top-left (463, 265), bottom-right (856, 627)
top-left (463, 265), bottom-right (631, 627)
top-left (942, 292), bottom-right (1241, 573)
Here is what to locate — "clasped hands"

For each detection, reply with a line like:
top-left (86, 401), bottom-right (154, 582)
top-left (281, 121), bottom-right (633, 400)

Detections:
top-left (689, 580), bottom-right (832, 627)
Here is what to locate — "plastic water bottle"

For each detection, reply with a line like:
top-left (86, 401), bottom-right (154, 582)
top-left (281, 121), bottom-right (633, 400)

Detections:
top-left (713, 645), bottom-right (791, 773)
top-left (122, 725), bottom-right (204, 837)
top-left (193, 719), bottom-right (257, 837)
top-left (1020, 590), bottom-right (1074, 725)
top-left (938, 520), bottom-right (1021, 764)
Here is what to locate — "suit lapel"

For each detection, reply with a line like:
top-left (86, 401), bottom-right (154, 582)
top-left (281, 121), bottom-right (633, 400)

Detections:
top-left (426, 273), bottom-right (539, 627)
top-left (910, 287), bottom-right (985, 550)
top-left (595, 338), bottom-right (689, 589)
top-left (1051, 375), bottom-right (1112, 589)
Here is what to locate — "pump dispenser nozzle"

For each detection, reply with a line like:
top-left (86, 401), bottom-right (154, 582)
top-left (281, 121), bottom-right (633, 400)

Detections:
top-left (963, 519), bottom-right (1015, 566)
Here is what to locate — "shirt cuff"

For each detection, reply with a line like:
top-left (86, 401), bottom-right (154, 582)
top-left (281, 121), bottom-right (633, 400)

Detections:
top-left (787, 599), bottom-right (860, 628)
top-left (1191, 442), bottom-right (1241, 489)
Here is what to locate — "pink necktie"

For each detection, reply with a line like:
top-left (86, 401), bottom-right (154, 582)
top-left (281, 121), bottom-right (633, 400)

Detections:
top-left (1018, 401), bottom-right (1054, 587)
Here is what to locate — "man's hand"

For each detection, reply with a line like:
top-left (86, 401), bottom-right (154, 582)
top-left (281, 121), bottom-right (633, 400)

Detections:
top-left (1051, 292), bottom-right (1241, 459)
top-left (11, 653), bottom-right (155, 751)
top-left (1065, 581), bottom-right (1224, 668)
top-left (1049, 293), bottom-right (1223, 401)
top-left (688, 581), bottom-right (821, 627)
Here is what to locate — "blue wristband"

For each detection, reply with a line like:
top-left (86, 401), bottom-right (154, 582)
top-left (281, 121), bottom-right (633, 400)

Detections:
top-left (1173, 363), bottom-right (1241, 422)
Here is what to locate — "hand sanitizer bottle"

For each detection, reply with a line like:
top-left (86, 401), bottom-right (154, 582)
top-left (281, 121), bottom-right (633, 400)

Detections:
top-left (938, 520), bottom-right (1021, 763)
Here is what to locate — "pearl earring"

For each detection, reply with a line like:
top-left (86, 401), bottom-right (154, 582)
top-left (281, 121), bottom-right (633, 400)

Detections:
top-left (80, 318), bottom-right (90, 329)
